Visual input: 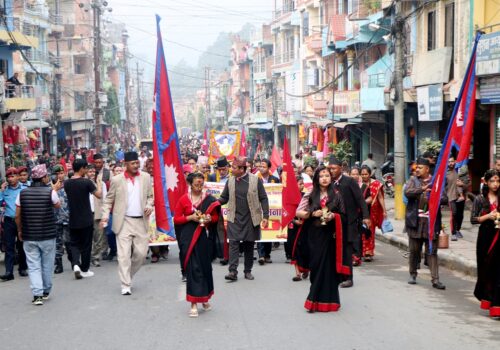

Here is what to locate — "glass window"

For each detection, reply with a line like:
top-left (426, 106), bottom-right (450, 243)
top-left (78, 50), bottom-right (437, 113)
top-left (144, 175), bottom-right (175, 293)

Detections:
top-left (427, 11), bottom-right (436, 51)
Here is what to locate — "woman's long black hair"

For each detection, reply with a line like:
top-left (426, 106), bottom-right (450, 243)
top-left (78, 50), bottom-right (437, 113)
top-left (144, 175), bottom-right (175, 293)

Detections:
top-left (482, 169), bottom-right (500, 197)
top-left (308, 165), bottom-right (335, 211)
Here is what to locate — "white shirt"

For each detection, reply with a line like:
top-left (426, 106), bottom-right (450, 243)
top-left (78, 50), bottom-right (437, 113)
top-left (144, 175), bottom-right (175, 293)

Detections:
top-left (125, 176), bottom-right (143, 217)
top-left (139, 155), bottom-right (148, 170)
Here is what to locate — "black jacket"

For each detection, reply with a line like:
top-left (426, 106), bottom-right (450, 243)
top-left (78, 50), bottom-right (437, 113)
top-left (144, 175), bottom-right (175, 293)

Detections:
top-left (334, 175), bottom-right (369, 241)
top-left (19, 184), bottom-right (57, 241)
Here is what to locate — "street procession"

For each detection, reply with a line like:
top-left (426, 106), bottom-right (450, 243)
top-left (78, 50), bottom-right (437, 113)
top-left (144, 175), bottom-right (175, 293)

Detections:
top-left (1, 1), bottom-right (500, 349)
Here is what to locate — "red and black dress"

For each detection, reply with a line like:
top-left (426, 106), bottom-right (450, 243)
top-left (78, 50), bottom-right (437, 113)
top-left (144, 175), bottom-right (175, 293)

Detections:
top-left (290, 193), bottom-right (309, 273)
top-left (300, 192), bottom-right (350, 312)
top-left (174, 193), bottom-right (220, 303)
top-left (471, 195), bottom-right (500, 317)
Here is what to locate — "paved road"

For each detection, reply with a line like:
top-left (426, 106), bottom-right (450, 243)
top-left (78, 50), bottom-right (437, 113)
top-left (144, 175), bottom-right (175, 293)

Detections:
top-left (1, 242), bottom-right (499, 350)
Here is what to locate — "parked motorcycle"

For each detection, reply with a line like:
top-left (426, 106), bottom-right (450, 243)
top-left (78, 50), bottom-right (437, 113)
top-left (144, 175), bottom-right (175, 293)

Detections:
top-left (382, 172), bottom-right (395, 198)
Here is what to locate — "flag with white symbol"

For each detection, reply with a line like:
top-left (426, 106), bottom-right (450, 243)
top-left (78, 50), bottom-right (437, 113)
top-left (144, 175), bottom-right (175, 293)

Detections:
top-left (152, 15), bottom-right (188, 238)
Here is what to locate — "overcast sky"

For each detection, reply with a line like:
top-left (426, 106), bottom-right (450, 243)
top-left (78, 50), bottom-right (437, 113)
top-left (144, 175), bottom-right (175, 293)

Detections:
top-left (108, 0), bottom-right (274, 75)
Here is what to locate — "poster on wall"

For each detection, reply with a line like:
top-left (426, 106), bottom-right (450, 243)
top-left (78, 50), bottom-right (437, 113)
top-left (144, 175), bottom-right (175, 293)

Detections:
top-left (417, 84), bottom-right (443, 121)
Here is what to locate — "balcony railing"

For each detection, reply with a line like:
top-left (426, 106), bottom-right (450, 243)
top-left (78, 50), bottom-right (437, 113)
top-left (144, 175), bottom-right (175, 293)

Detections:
top-left (25, 50), bottom-right (49, 63)
top-left (273, 1), bottom-right (295, 19)
top-left (5, 84), bottom-right (35, 99)
top-left (49, 13), bottom-right (63, 26)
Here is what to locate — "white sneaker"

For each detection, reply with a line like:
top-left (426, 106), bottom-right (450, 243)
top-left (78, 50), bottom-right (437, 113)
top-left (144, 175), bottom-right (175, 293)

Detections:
top-left (121, 287), bottom-right (131, 296)
top-left (81, 270), bottom-right (94, 278)
top-left (73, 265), bottom-right (82, 280)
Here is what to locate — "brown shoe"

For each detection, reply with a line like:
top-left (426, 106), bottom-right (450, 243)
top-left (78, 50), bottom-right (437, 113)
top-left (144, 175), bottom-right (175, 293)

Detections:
top-left (225, 272), bottom-right (238, 281)
top-left (244, 272), bottom-right (255, 280)
top-left (340, 280), bottom-right (353, 288)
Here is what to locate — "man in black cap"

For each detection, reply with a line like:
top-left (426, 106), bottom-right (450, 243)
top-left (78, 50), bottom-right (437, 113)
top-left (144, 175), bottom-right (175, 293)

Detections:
top-left (208, 157), bottom-right (230, 183)
top-left (404, 157), bottom-right (445, 290)
top-left (101, 151), bottom-right (154, 295)
top-left (328, 155), bottom-right (369, 288)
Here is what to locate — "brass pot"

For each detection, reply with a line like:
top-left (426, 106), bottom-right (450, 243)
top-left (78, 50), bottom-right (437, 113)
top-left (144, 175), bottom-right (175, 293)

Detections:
top-left (438, 231), bottom-right (449, 249)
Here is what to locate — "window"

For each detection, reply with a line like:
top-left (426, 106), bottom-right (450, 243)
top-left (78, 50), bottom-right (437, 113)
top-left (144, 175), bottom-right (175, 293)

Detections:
top-left (427, 11), bottom-right (436, 51)
top-left (75, 93), bottom-right (85, 111)
top-left (445, 3), bottom-right (454, 47)
top-left (303, 12), bottom-right (309, 37)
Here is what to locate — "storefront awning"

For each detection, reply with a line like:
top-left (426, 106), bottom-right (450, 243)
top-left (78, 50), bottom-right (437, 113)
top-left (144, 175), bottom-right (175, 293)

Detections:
top-left (248, 122), bottom-right (273, 130)
top-left (21, 119), bottom-right (50, 130)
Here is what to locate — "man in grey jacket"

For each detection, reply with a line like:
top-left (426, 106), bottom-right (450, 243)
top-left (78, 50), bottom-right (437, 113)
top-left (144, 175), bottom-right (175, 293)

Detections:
top-left (218, 156), bottom-right (269, 281)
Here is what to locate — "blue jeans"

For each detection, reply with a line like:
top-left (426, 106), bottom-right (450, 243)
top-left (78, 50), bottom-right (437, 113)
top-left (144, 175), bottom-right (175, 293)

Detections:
top-left (23, 239), bottom-right (56, 297)
top-left (106, 214), bottom-right (117, 254)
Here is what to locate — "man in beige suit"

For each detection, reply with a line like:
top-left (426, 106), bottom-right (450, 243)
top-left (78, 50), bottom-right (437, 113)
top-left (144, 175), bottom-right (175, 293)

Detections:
top-left (101, 151), bottom-right (154, 295)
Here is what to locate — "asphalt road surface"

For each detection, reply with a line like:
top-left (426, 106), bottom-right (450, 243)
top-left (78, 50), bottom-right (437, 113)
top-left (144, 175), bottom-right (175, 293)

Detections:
top-left (1, 242), bottom-right (499, 350)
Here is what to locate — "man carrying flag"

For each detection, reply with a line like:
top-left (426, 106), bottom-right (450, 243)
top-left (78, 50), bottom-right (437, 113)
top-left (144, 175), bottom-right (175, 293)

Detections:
top-left (404, 158), bottom-right (445, 290)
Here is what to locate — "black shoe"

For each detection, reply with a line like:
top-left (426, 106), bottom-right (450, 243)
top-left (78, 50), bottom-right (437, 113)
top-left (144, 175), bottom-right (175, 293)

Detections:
top-left (340, 280), bottom-right (353, 288)
top-left (104, 252), bottom-right (116, 261)
top-left (225, 272), bottom-right (238, 281)
top-left (91, 260), bottom-right (101, 267)
top-left (451, 234), bottom-right (458, 241)
top-left (264, 257), bottom-right (272, 264)
top-left (19, 270), bottom-right (28, 277)
top-left (219, 259), bottom-right (228, 266)
top-left (408, 276), bottom-right (417, 285)
top-left (42, 293), bottom-right (50, 301)
top-left (244, 272), bottom-right (254, 280)
top-left (0, 274), bottom-right (14, 282)
top-left (432, 282), bottom-right (446, 290)
top-left (181, 275), bottom-right (187, 282)
top-left (32, 296), bottom-right (44, 306)
top-left (456, 231), bottom-right (464, 239)
top-left (54, 264), bottom-right (63, 274)
top-left (258, 257), bottom-right (265, 265)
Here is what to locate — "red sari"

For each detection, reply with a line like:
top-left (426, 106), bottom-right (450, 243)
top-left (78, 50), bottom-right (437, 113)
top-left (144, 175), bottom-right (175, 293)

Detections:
top-left (362, 180), bottom-right (384, 257)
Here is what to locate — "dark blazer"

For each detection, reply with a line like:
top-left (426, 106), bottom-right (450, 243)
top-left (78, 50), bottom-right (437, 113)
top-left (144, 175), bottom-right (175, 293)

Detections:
top-left (262, 174), bottom-right (280, 184)
top-left (334, 175), bottom-right (369, 242)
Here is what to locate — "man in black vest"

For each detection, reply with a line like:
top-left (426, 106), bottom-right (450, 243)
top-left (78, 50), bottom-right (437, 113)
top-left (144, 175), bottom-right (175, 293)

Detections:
top-left (328, 155), bottom-right (370, 288)
top-left (15, 164), bottom-right (61, 305)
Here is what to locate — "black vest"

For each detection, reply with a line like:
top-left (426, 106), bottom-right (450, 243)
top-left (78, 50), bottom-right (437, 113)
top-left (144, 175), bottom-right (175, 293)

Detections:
top-left (20, 183), bottom-right (56, 241)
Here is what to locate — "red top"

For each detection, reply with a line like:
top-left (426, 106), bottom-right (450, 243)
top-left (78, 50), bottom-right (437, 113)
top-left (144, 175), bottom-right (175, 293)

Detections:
top-left (173, 194), bottom-right (219, 225)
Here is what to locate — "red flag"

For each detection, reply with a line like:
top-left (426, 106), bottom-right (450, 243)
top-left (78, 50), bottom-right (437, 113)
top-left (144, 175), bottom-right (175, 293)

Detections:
top-left (239, 129), bottom-right (247, 157)
top-left (270, 145), bottom-right (282, 174)
top-left (281, 136), bottom-right (301, 229)
top-left (254, 142), bottom-right (261, 161)
top-left (322, 127), bottom-right (329, 158)
top-left (202, 128), bottom-right (209, 156)
top-left (152, 15), bottom-right (188, 238)
top-left (59, 157), bottom-right (67, 173)
top-left (428, 32), bottom-right (481, 246)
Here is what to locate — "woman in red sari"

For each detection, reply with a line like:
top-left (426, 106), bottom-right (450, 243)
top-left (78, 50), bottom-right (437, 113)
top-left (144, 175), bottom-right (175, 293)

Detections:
top-left (360, 166), bottom-right (386, 261)
top-left (174, 173), bottom-right (220, 318)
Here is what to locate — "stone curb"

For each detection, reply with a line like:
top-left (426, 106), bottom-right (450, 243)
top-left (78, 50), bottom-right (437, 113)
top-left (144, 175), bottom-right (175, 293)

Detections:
top-left (376, 232), bottom-right (477, 277)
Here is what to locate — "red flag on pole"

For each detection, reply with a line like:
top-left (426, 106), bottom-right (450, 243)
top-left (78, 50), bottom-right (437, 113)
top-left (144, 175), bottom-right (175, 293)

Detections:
top-left (59, 157), bottom-right (67, 173)
top-left (202, 128), bottom-right (209, 156)
top-left (152, 15), bottom-right (188, 238)
top-left (281, 136), bottom-right (302, 229)
top-left (239, 129), bottom-right (247, 157)
top-left (270, 145), bottom-right (282, 174)
top-left (428, 32), bottom-right (481, 247)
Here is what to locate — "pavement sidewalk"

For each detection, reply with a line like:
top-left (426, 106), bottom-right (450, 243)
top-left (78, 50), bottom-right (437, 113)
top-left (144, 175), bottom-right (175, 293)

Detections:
top-left (377, 198), bottom-right (477, 277)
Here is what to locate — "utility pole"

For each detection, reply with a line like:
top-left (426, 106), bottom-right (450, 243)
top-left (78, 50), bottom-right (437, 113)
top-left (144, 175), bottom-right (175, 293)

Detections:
top-left (272, 77), bottom-right (279, 148)
top-left (136, 61), bottom-right (143, 137)
top-left (92, 0), bottom-right (103, 151)
top-left (122, 29), bottom-right (130, 126)
top-left (204, 66), bottom-right (211, 130)
top-left (393, 0), bottom-right (406, 220)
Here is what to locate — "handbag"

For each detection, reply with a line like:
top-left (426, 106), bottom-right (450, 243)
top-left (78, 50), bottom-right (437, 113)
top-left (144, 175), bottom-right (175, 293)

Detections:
top-left (381, 219), bottom-right (394, 233)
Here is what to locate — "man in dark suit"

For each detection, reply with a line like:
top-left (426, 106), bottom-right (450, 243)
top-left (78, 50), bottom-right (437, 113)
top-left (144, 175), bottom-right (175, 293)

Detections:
top-left (328, 155), bottom-right (370, 288)
top-left (208, 157), bottom-right (230, 183)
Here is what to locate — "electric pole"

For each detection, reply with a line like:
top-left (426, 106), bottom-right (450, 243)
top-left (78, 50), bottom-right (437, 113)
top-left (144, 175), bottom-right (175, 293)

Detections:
top-left (393, 0), bottom-right (406, 219)
top-left (204, 66), bottom-right (211, 130)
top-left (272, 77), bottom-right (279, 148)
top-left (122, 29), bottom-right (130, 126)
top-left (136, 61), bottom-right (143, 137)
top-left (92, 0), bottom-right (103, 151)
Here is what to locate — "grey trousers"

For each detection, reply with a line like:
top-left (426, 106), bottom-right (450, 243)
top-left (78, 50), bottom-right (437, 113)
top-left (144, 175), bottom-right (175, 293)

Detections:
top-left (229, 240), bottom-right (254, 274)
top-left (408, 237), bottom-right (439, 283)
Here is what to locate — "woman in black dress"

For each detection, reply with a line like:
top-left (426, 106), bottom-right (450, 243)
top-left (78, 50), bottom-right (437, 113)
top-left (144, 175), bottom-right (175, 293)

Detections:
top-left (296, 165), bottom-right (349, 312)
top-left (471, 169), bottom-right (500, 317)
top-left (174, 173), bottom-right (221, 317)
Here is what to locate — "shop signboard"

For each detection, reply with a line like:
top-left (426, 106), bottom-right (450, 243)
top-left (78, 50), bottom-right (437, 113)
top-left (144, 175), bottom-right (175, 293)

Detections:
top-left (477, 31), bottom-right (500, 76)
top-left (417, 84), bottom-right (443, 121)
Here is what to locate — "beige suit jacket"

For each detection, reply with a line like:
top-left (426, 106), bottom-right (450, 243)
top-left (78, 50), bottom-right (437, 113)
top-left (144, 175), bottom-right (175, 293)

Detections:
top-left (101, 172), bottom-right (154, 234)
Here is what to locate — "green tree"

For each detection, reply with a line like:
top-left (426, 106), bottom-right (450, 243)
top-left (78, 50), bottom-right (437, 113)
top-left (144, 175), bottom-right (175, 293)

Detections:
top-left (105, 87), bottom-right (121, 126)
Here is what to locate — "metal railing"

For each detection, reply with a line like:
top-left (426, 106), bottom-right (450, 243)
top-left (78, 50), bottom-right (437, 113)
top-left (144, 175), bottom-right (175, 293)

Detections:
top-left (5, 84), bottom-right (35, 99)
top-left (49, 13), bottom-right (63, 26)
top-left (25, 50), bottom-right (50, 63)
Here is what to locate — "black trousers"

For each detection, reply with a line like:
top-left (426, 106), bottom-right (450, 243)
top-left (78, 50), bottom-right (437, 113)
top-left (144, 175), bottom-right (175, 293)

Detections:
top-left (257, 242), bottom-right (272, 258)
top-left (450, 200), bottom-right (465, 234)
top-left (229, 240), bottom-right (254, 274)
top-left (2, 217), bottom-right (27, 275)
top-left (69, 225), bottom-right (93, 272)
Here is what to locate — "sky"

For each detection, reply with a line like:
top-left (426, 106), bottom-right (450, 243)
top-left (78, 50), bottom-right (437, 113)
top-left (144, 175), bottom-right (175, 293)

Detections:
top-left (107, 0), bottom-right (274, 77)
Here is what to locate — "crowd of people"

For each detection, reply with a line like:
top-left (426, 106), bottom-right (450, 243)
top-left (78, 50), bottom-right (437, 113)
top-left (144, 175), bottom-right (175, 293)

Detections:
top-left (1, 139), bottom-right (500, 319)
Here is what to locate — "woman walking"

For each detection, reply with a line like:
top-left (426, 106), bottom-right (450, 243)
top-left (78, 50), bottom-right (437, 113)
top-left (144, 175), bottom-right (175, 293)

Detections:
top-left (174, 173), bottom-right (220, 317)
top-left (471, 169), bottom-right (500, 317)
top-left (360, 166), bottom-right (386, 261)
top-left (296, 165), bottom-right (349, 312)
top-left (288, 176), bottom-right (309, 281)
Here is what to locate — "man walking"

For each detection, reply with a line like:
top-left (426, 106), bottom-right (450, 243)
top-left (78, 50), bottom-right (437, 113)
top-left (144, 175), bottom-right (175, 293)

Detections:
top-left (91, 153), bottom-right (110, 266)
top-left (404, 158), bottom-right (446, 290)
top-left (208, 157), bottom-right (230, 183)
top-left (52, 165), bottom-right (70, 273)
top-left (445, 156), bottom-right (469, 241)
top-left (257, 158), bottom-right (280, 265)
top-left (218, 156), bottom-right (269, 281)
top-left (101, 151), bottom-right (154, 295)
top-left (64, 159), bottom-right (102, 280)
top-left (328, 155), bottom-right (370, 288)
top-left (15, 164), bottom-right (61, 305)
top-left (0, 167), bottom-right (28, 281)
